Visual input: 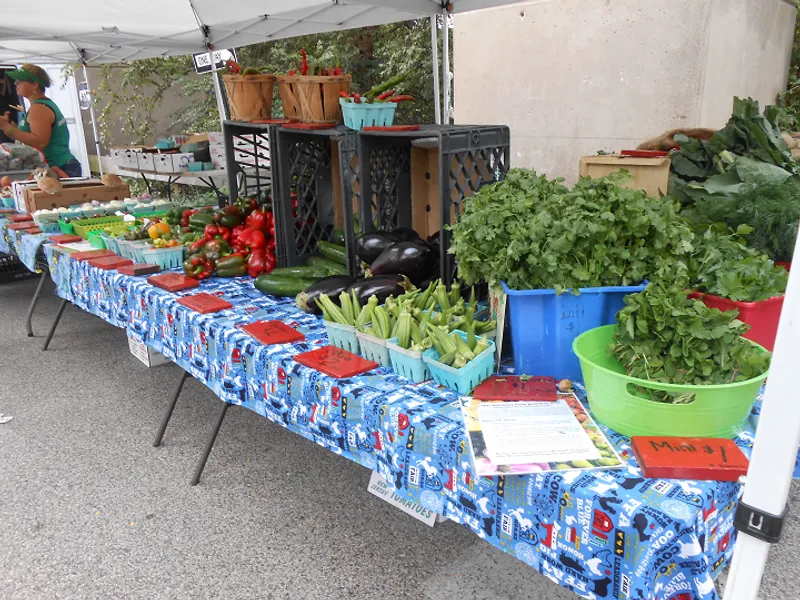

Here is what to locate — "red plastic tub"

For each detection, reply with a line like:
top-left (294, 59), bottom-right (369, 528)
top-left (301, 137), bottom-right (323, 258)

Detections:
top-left (776, 261), bottom-right (791, 273)
top-left (689, 292), bottom-right (784, 351)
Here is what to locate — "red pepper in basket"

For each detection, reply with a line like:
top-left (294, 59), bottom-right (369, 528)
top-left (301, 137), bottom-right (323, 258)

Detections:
top-left (224, 60), bottom-right (241, 75)
top-left (339, 90), bottom-right (349, 98)
top-left (387, 95), bottom-right (414, 103)
top-left (353, 93), bottom-right (362, 104)
top-left (376, 90), bottom-right (395, 101)
top-left (300, 49), bottom-right (308, 76)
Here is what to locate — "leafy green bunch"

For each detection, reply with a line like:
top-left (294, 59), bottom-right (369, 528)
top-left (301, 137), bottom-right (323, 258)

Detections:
top-left (450, 169), bottom-right (695, 292)
top-left (611, 284), bottom-right (771, 403)
top-left (690, 226), bottom-right (788, 302)
top-left (684, 178), bottom-right (800, 262)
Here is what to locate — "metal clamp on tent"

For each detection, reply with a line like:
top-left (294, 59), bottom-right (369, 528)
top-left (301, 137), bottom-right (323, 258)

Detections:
top-left (734, 501), bottom-right (788, 544)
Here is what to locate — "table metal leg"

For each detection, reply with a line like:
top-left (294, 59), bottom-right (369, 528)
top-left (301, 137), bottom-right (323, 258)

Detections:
top-left (140, 172), bottom-right (153, 196)
top-left (167, 176), bottom-right (178, 201)
top-left (153, 370), bottom-right (190, 447)
top-left (42, 299), bottom-right (68, 351)
top-left (25, 270), bottom-right (48, 337)
top-left (190, 402), bottom-right (231, 486)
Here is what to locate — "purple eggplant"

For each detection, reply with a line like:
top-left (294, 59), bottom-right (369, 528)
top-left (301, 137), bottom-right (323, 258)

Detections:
top-left (296, 275), bottom-right (357, 314)
top-left (355, 228), bottom-right (421, 264)
top-left (368, 240), bottom-right (437, 285)
top-left (347, 276), bottom-right (413, 305)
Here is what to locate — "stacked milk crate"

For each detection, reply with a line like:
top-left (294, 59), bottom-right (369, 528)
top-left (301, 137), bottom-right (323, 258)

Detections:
top-left (208, 132), bottom-right (226, 170)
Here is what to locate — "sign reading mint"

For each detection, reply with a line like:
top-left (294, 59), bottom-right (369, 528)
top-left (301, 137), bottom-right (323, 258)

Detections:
top-left (193, 49), bottom-right (237, 74)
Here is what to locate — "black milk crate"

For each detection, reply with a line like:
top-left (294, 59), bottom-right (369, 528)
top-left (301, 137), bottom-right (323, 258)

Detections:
top-left (222, 121), bottom-right (278, 210)
top-left (0, 252), bottom-right (35, 284)
top-left (273, 126), bottom-right (360, 273)
top-left (356, 125), bottom-right (510, 285)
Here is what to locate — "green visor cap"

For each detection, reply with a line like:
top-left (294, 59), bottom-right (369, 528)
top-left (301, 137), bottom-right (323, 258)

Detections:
top-left (7, 67), bottom-right (47, 88)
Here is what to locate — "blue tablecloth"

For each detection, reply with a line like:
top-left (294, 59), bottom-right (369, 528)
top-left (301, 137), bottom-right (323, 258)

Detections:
top-left (1, 218), bottom-right (51, 272)
top-left (39, 245), bottom-right (793, 600)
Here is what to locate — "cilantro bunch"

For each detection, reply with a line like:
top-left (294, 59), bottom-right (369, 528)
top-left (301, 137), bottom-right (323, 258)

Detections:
top-left (611, 284), bottom-right (771, 403)
top-left (690, 227), bottom-right (788, 302)
top-left (450, 169), bottom-right (695, 292)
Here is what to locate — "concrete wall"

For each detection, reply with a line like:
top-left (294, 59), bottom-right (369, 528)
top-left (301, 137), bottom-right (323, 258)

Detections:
top-left (454, 0), bottom-right (796, 184)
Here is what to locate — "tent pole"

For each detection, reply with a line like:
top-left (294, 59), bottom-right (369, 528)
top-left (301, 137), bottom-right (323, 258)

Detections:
top-left (441, 7), bottom-right (450, 124)
top-left (82, 64), bottom-right (103, 176)
top-left (722, 224), bottom-right (800, 599)
top-left (430, 16), bottom-right (441, 125)
top-left (209, 51), bottom-right (227, 131)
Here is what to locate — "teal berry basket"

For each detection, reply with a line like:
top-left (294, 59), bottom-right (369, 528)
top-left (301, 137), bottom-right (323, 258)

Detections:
top-left (422, 331), bottom-right (496, 394)
top-left (386, 337), bottom-right (430, 383)
top-left (142, 246), bottom-right (185, 270)
top-left (356, 331), bottom-right (391, 367)
top-left (324, 321), bottom-right (360, 354)
top-left (340, 98), bottom-right (397, 131)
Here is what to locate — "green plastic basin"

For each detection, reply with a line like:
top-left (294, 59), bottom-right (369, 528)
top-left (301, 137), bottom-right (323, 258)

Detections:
top-left (573, 325), bottom-right (768, 438)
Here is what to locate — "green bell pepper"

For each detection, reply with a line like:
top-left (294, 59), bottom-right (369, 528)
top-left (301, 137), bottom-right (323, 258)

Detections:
top-left (189, 212), bottom-right (215, 232)
top-left (203, 238), bottom-right (232, 261)
top-left (215, 252), bottom-right (248, 277)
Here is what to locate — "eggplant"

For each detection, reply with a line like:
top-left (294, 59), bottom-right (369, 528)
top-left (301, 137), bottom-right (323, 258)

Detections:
top-left (296, 275), bottom-right (357, 314)
top-left (355, 228), bottom-right (421, 264)
top-left (368, 240), bottom-right (437, 285)
top-left (347, 276), bottom-right (413, 305)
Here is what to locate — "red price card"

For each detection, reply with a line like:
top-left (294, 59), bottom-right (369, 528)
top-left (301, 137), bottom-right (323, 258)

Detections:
top-left (472, 376), bottom-right (557, 402)
top-left (241, 320), bottom-right (305, 345)
top-left (27, 227), bottom-right (42, 234)
top-left (8, 213), bottom-right (33, 222)
top-left (88, 255), bottom-right (133, 270)
top-left (117, 263), bottom-right (161, 276)
top-left (71, 249), bottom-right (116, 262)
top-left (631, 436), bottom-right (749, 481)
top-left (294, 346), bottom-right (378, 378)
top-left (49, 234), bottom-right (83, 244)
top-left (0, 208), bottom-right (17, 214)
top-left (147, 273), bottom-right (200, 292)
top-left (177, 292), bottom-right (233, 314)
top-left (8, 221), bottom-right (38, 231)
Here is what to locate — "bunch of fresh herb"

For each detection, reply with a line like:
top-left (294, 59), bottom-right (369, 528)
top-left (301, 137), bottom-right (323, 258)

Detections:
top-left (450, 170), bottom-right (695, 292)
top-left (689, 226), bottom-right (788, 301)
top-left (611, 284), bottom-right (771, 403)
top-left (683, 179), bottom-right (800, 262)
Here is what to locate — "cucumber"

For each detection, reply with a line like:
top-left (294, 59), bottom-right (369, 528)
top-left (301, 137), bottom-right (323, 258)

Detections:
top-left (254, 274), bottom-right (316, 297)
top-left (306, 255), bottom-right (349, 275)
top-left (269, 265), bottom-right (332, 279)
top-left (331, 229), bottom-right (346, 246)
top-left (317, 241), bottom-right (347, 265)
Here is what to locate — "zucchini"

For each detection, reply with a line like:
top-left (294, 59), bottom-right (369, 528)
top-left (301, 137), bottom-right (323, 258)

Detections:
top-left (270, 265), bottom-right (332, 279)
top-left (306, 255), bottom-right (348, 275)
top-left (317, 241), bottom-right (347, 265)
top-left (254, 274), bottom-right (316, 297)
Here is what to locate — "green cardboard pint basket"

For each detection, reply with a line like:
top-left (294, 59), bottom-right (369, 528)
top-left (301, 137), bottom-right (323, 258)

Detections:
top-left (573, 325), bottom-right (768, 438)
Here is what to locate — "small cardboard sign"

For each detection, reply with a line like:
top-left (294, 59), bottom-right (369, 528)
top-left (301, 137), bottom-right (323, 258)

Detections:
top-left (177, 292), bottom-right (233, 314)
top-left (147, 273), bottom-right (200, 292)
top-left (117, 263), bottom-right (161, 276)
top-left (242, 320), bottom-right (305, 345)
top-left (472, 376), bottom-right (557, 402)
top-left (367, 472), bottom-right (437, 527)
top-left (88, 255), bottom-right (133, 270)
top-left (631, 436), bottom-right (749, 481)
top-left (8, 213), bottom-right (33, 222)
top-left (71, 249), bottom-right (115, 262)
top-left (294, 345), bottom-right (378, 378)
top-left (8, 221), bottom-right (37, 230)
top-left (49, 234), bottom-right (83, 244)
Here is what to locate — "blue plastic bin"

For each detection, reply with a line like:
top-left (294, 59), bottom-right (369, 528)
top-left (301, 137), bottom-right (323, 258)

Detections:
top-left (1, 196), bottom-right (15, 208)
top-left (340, 98), bottom-right (397, 131)
top-left (501, 281), bottom-right (646, 381)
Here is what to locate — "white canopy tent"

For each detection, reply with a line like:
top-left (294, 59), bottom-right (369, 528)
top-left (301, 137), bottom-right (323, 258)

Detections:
top-left (2, 3), bottom-right (798, 600)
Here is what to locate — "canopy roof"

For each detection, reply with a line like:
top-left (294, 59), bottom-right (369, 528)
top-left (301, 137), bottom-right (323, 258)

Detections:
top-left (0, 0), bottom-right (510, 64)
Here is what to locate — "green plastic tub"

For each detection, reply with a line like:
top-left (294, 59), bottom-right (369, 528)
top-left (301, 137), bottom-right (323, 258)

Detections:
top-left (573, 325), bottom-right (768, 438)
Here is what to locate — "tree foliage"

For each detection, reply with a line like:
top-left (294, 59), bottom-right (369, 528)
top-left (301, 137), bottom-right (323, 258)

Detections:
top-left (92, 18), bottom-right (448, 146)
top-left (777, 1), bottom-right (800, 129)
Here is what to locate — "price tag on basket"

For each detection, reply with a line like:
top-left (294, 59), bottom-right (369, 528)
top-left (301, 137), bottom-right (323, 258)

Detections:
top-left (242, 320), bottom-right (305, 345)
top-left (177, 292), bottom-right (233, 314)
top-left (294, 346), bottom-right (378, 378)
top-left (71, 249), bottom-right (116, 262)
top-left (88, 255), bottom-right (133, 270)
top-left (117, 263), bottom-right (161, 276)
top-left (472, 376), bottom-right (557, 402)
top-left (147, 273), bottom-right (200, 292)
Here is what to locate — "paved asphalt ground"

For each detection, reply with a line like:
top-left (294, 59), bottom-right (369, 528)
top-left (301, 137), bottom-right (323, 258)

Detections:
top-left (1, 276), bottom-right (798, 599)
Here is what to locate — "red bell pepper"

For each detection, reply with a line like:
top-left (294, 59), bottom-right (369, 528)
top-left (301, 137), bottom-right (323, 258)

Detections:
top-left (188, 238), bottom-right (207, 256)
top-left (246, 207), bottom-right (274, 234)
top-left (266, 238), bottom-right (276, 252)
top-left (246, 248), bottom-right (275, 277)
top-left (204, 224), bottom-right (231, 242)
top-left (238, 227), bottom-right (266, 250)
top-left (180, 209), bottom-right (194, 228)
top-left (300, 49), bottom-right (308, 76)
top-left (224, 60), bottom-right (241, 75)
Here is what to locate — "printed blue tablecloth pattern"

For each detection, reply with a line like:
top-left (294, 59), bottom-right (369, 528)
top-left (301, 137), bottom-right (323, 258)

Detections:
top-left (0, 216), bottom-right (9, 254)
top-left (47, 254), bottom-right (771, 600)
top-left (1, 219), bottom-right (50, 272)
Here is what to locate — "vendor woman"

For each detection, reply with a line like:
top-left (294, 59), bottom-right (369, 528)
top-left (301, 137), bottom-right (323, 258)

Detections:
top-left (0, 64), bottom-right (82, 177)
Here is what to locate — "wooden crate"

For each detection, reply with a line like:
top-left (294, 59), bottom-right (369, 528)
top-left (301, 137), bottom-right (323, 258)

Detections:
top-left (24, 180), bottom-right (130, 212)
top-left (579, 155), bottom-right (671, 198)
top-left (276, 75), bottom-right (351, 123)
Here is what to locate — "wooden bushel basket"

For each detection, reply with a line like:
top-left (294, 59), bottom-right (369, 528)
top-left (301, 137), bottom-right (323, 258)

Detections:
top-left (276, 75), bottom-right (351, 123)
top-left (222, 74), bottom-right (275, 121)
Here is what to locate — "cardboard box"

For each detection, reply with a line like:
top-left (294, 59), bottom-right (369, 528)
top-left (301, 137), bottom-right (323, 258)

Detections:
top-left (171, 153), bottom-right (195, 172)
top-left (579, 155), bottom-right (671, 198)
top-left (233, 148), bottom-right (269, 168)
top-left (137, 153), bottom-right (156, 171)
top-left (127, 336), bottom-right (170, 367)
top-left (24, 180), bottom-right (130, 212)
top-left (208, 132), bottom-right (224, 145)
top-left (154, 154), bottom-right (176, 174)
